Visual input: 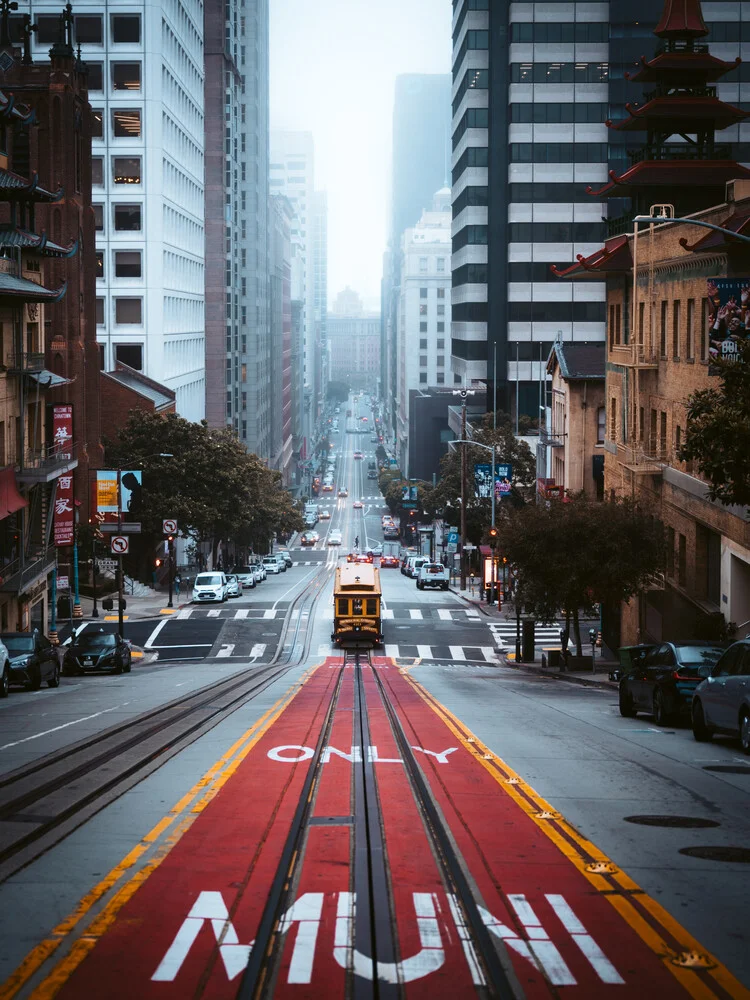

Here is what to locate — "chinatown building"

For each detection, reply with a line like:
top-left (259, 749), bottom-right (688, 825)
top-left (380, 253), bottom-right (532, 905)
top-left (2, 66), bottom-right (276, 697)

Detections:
top-left (555, 0), bottom-right (750, 649)
top-left (0, 5), bottom-right (102, 633)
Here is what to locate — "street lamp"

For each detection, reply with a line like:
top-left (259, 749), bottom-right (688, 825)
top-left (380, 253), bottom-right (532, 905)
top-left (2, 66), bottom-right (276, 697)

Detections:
top-left (451, 388), bottom-right (475, 589)
top-left (449, 438), bottom-right (496, 601)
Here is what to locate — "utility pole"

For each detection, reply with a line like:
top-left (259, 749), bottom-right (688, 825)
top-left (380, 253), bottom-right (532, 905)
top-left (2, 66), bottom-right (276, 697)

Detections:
top-left (452, 387), bottom-right (475, 591)
top-left (117, 467), bottom-right (124, 639)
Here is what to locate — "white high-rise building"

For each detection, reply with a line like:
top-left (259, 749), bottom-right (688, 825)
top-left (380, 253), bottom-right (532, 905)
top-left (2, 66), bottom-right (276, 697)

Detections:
top-left (29, 1), bottom-right (206, 420)
top-left (396, 189), bottom-right (452, 474)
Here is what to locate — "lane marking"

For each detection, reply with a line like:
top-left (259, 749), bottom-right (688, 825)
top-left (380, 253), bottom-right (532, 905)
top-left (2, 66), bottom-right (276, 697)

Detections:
top-left (417, 645), bottom-right (432, 660)
top-left (144, 619), bottom-right (168, 649)
top-left (449, 646), bottom-right (466, 661)
top-left (0, 705), bottom-right (126, 751)
top-left (381, 609), bottom-right (394, 619)
top-left (409, 609), bottom-right (423, 619)
top-left (207, 610), bottom-right (221, 618)
top-left (437, 609), bottom-right (452, 621)
top-left (149, 644), bottom-right (214, 650)
top-left (216, 644), bottom-right (235, 658)
top-left (481, 647), bottom-right (498, 662)
top-left (400, 671), bottom-right (749, 1000)
top-left (176, 609), bottom-right (193, 620)
top-left (384, 644), bottom-right (399, 659)
top-left (249, 644), bottom-right (266, 659)
top-left (2, 665), bottom-right (320, 1000)
top-left (263, 609), bottom-right (277, 619)
top-left (234, 609), bottom-right (249, 619)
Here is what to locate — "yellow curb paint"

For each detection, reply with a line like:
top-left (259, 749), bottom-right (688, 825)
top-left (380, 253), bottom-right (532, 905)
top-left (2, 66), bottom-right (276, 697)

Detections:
top-left (0, 664), bottom-right (319, 1000)
top-left (130, 651), bottom-right (144, 659)
top-left (103, 615), bottom-right (128, 621)
top-left (401, 672), bottom-right (749, 1000)
top-left (159, 608), bottom-right (176, 615)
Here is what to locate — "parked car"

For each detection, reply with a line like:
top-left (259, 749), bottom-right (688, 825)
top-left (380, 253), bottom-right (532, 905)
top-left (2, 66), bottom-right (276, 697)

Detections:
top-left (192, 572), bottom-right (229, 603)
top-left (234, 566), bottom-right (256, 589)
top-left (692, 638), bottom-right (750, 751)
top-left (277, 549), bottom-right (293, 567)
top-left (251, 564), bottom-right (265, 585)
top-left (328, 529), bottom-right (343, 545)
top-left (406, 556), bottom-right (429, 579)
top-left (417, 562), bottom-right (450, 591)
top-left (262, 555), bottom-right (285, 574)
top-left (1, 631), bottom-right (60, 691)
top-left (225, 574), bottom-right (242, 598)
top-left (400, 551), bottom-right (417, 574)
top-left (64, 630), bottom-right (131, 675)
top-left (0, 638), bottom-right (8, 698)
top-left (618, 642), bottom-right (726, 725)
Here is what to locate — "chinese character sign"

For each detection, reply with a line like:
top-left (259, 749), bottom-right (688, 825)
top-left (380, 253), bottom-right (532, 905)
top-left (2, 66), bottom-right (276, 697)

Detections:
top-left (54, 473), bottom-right (75, 546)
top-left (52, 405), bottom-right (73, 460)
top-left (706, 279), bottom-right (750, 372)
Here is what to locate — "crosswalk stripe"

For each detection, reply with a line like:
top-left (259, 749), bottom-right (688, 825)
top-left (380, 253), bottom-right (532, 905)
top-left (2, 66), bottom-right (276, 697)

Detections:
top-left (381, 609), bottom-right (394, 619)
top-left (234, 609), bottom-right (249, 619)
top-left (417, 644), bottom-right (432, 659)
top-left (438, 609), bottom-right (452, 621)
top-left (176, 609), bottom-right (192, 620)
top-left (250, 643), bottom-right (267, 658)
top-left (384, 644), bottom-right (400, 659)
top-left (481, 647), bottom-right (498, 661)
top-left (409, 609), bottom-right (423, 619)
top-left (207, 609), bottom-right (221, 617)
top-left (263, 609), bottom-right (277, 619)
top-left (449, 646), bottom-right (466, 661)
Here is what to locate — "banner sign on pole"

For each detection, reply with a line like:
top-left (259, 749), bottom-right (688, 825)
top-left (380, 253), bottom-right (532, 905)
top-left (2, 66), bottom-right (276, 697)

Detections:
top-left (96, 470), bottom-right (143, 522)
top-left (52, 405), bottom-right (73, 460)
top-left (54, 472), bottom-right (75, 546)
top-left (474, 463), bottom-right (513, 499)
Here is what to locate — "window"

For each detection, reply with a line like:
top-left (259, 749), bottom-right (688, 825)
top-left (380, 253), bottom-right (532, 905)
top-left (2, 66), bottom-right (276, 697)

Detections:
top-left (112, 109), bottom-right (141, 138)
top-left (609, 397), bottom-right (616, 441)
top-left (667, 527), bottom-right (675, 578)
top-left (87, 63), bottom-right (103, 90)
top-left (419, 338), bottom-right (427, 349)
top-left (436, 372), bottom-right (445, 384)
top-left (91, 109), bottom-right (103, 139)
top-left (112, 63), bottom-right (141, 90)
top-left (419, 257), bottom-right (428, 273)
top-left (419, 304), bottom-right (427, 315)
top-left (453, 263), bottom-right (488, 285)
top-left (437, 322), bottom-right (445, 333)
top-left (638, 301), bottom-right (645, 346)
top-left (437, 304), bottom-right (445, 316)
top-left (453, 226), bottom-right (488, 250)
top-left (420, 356), bottom-right (427, 367)
top-left (437, 258), bottom-right (445, 272)
top-left (596, 406), bottom-right (605, 444)
top-left (510, 62), bottom-right (609, 84)
top-left (675, 424), bottom-right (682, 458)
top-left (95, 251), bottom-right (104, 278)
top-left (660, 300), bottom-right (668, 356)
top-left (420, 287), bottom-right (428, 298)
top-left (660, 411), bottom-right (667, 457)
top-left (36, 15), bottom-right (61, 43)
top-left (686, 299), bottom-right (695, 359)
top-left (510, 103), bottom-right (607, 124)
top-left (96, 298), bottom-right (105, 325)
top-left (437, 338), bottom-right (445, 350)
top-left (419, 321), bottom-right (427, 333)
top-left (93, 204), bottom-right (104, 231)
top-left (115, 298), bottom-right (142, 324)
top-left (437, 287), bottom-right (445, 299)
top-left (115, 344), bottom-right (143, 370)
top-left (91, 158), bottom-right (103, 185)
top-left (419, 373), bottom-right (427, 384)
top-left (97, 343), bottom-right (105, 370)
top-left (114, 251), bottom-right (142, 278)
top-left (672, 300), bottom-right (681, 357)
top-left (700, 297), bottom-right (708, 360)
top-left (437, 355), bottom-right (444, 367)
top-left (111, 14), bottom-right (140, 43)
top-left (74, 14), bottom-right (102, 43)
top-left (113, 157), bottom-right (140, 183)
top-left (114, 204), bottom-right (141, 230)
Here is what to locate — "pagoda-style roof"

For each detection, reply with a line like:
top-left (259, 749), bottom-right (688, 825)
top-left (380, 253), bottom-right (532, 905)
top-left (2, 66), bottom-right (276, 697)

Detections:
top-left (0, 167), bottom-right (64, 203)
top-left (607, 96), bottom-right (749, 133)
top-left (0, 272), bottom-right (67, 301)
top-left (627, 51), bottom-right (741, 84)
top-left (0, 91), bottom-right (35, 125)
top-left (587, 160), bottom-right (750, 199)
top-left (0, 227), bottom-right (78, 257)
top-left (654, 0), bottom-right (708, 39)
top-left (550, 235), bottom-right (632, 279)
top-left (678, 208), bottom-right (750, 251)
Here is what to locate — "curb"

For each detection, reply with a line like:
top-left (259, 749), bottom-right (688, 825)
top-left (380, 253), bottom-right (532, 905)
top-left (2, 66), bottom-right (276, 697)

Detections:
top-left (502, 659), bottom-right (616, 691)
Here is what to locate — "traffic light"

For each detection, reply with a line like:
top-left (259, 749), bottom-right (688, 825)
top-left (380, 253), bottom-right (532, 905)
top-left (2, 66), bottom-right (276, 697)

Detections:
top-left (488, 526), bottom-right (498, 538)
top-left (155, 558), bottom-right (162, 568)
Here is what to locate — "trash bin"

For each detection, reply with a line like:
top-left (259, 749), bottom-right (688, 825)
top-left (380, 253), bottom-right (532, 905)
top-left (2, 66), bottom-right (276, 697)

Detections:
top-left (522, 618), bottom-right (535, 663)
top-left (56, 596), bottom-right (71, 619)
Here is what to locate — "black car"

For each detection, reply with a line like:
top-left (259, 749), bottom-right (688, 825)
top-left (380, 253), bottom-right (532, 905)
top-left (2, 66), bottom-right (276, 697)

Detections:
top-left (1, 631), bottom-right (60, 691)
top-left (63, 631), bottom-right (132, 675)
top-left (619, 642), bottom-right (725, 725)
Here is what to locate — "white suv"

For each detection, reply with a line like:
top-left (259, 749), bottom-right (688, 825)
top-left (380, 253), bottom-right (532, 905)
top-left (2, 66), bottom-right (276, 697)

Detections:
top-left (417, 562), bottom-right (450, 591)
top-left (262, 555), bottom-right (285, 574)
top-left (192, 572), bottom-right (228, 603)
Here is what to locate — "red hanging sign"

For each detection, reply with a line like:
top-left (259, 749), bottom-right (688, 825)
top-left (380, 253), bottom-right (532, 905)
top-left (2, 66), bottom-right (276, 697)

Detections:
top-left (54, 472), bottom-right (75, 546)
top-left (52, 405), bottom-right (73, 460)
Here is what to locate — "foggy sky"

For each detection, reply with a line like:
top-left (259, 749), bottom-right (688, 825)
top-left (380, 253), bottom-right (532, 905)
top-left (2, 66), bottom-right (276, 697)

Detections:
top-left (269, 0), bottom-right (452, 312)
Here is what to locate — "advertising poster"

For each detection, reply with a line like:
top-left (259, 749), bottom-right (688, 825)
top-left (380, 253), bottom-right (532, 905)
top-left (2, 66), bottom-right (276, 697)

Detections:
top-left (706, 278), bottom-right (750, 372)
top-left (96, 470), bottom-right (143, 522)
top-left (474, 463), bottom-right (513, 499)
top-left (54, 473), bottom-right (74, 546)
top-left (52, 405), bottom-right (73, 460)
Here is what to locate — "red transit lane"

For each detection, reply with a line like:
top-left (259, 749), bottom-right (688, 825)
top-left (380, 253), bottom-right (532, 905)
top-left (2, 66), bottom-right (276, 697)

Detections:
top-left (43, 658), bottom-right (745, 1000)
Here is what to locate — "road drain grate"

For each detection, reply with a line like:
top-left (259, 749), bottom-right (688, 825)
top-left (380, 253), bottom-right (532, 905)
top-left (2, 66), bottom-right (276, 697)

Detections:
top-left (703, 765), bottom-right (750, 774)
top-left (624, 815), bottom-right (720, 828)
top-left (679, 846), bottom-right (750, 863)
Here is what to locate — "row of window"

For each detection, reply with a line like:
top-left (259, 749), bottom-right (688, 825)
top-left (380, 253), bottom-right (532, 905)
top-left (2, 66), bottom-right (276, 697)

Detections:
top-left (419, 338), bottom-right (446, 350)
top-left (93, 156), bottom-right (141, 185)
top-left (453, 68), bottom-right (488, 115)
top-left (94, 203), bottom-right (141, 232)
top-left (453, 225), bottom-right (488, 250)
top-left (419, 322), bottom-right (447, 333)
top-left (419, 287), bottom-right (446, 298)
top-left (511, 62), bottom-right (609, 83)
top-left (453, 145), bottom-right (488, 184)
top-left (510, 142), bottom-right (608, 162)
top-left (453, 107), bottom-right (489, 149)
top-left (508, 221), bottom-right (607, 243)
top-left (7, 12), bottom-right (141, 45)
top-left (611, 297), bottom-right (711, 362)
top-left (453, 29), bottom-right (489, 74)
top-left (509, 301), bottom-right (605, 322)
top-left (92, 108), bottom-right (142, 140)
top-left (507, 261), bottom-right (561, 282)
top-left (453, 263), bottom-right (487, 286)
top-left (453, 185), bottom-right (488, 216)
top-left (418, 303), bottom-right (447, 315)
top-left (510, 22), bottom-right (608, 43)
top-left (419, 355), bottom-right (446, 367)
top-left (452, 0), bottom-right (489, 45)
top-left (418, 373), bottom-right (448, 385)
top-left (416, 256), bottom-right (448, 273)
top-left (95, 297), bottom-right (143, 325)
top-left (452, 302), bottom-right (488, 322)
top-left (508, 183), bottom-right (599, 203)
top-left (509, 102), bottom-right (607, 123)
top-left (95, 250), bottom-right (142, 279)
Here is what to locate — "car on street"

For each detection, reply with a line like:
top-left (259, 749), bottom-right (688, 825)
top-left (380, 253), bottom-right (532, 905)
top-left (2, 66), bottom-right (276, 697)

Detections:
top-left (319, 509), bottom-right (331, 520)
top-left (251, 564), bottom-right (265, 584)
top-left (338, 489), bottom-right (349, 498)
top-left (353, 500), bottom-right (364, 509)
top-left (328, 529), bottom-right (342, 545)
top-left (300, 530), bottom-right (318, 547)
top-left (192, 572), bottom-right (229, 602)
top-left (347, 552), bottom-right (372, 563)
top-left (370, 436), bottom-right (378, 443)
top-left (353, 451), bottom-right (363, 460)
top-left (277, 549), bottom-right (293, 567)
top-left (322, 483), bottom-right (334, 492)
top-left (618, 642), bottom-right (725, 724)
top-left (405, 556), bottom-right (429, 579)
top-left (366, 543), bottom-right (383, 558)
top-left (64, 630), bottom-right (131, 675)
top-left (225, 574), bottom-right (242, 598)
top-left (262, 555), bottom-right (285, 574)
top-left (367, 470), bottom-right (378, 479)
top-left (234, 566), bottom-right (256, 589)
top-left (416, 563), bottom-right (450, 591)
top-left (400, 550), bottom-right (418, 573)
top-left (692, 638), bottom-right (750, 751)
top-left (1, 631), bottom-right (60, 691)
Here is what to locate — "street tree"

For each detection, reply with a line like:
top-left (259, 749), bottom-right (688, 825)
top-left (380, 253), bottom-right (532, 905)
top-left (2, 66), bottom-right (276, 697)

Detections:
top-left (502, 493), bottom-right (665, 653)
top-left (679, 341), bottom-right (750, 508)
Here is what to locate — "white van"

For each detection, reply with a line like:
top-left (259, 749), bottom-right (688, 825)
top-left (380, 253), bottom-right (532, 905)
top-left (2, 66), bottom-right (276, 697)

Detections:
top-left (262, 555), bottom-right (285, 575)
top-left (192, 572), bottom-right (228, 603)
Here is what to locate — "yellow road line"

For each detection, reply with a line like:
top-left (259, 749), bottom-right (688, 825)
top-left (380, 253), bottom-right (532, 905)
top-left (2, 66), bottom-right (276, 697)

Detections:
top-left (402, 671), bottom-right (750, 1000)
top-left (0, 664), bottom-right (319, 1000)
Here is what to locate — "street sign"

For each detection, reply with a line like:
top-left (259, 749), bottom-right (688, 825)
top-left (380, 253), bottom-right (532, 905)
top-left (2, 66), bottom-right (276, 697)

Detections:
top-left (464, 543), bottom-right (476, 551)
top-left (447, 531), bottom-right (459, 545)
top-left (98, 558), bottom-right (117, 572)
top-left (57, 575), bottom-right (70, 590)
top-left (162, 519), bottom-right (177, 534)
top-left (446, 543), bottom-right (457, 554)
top-left (111, 535), bottom-right (129, 555)
top-left (101, 523), bottom-right (142, 533)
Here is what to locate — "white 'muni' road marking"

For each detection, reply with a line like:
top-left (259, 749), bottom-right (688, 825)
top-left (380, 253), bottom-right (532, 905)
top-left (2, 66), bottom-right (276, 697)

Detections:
top-left (409, 609), bottom-right (423, 619)
top-left (438, 609), bottom-right (453, 621)
top-left (384, 644), bottom-right (400, 659)
top-left (234, 609), bottom-right (249, 619)
top-left (545, 895), bottom-right (624, 984)
top-left (217, 644), bottom-right (235, 658)
top-left (176, 608), bottom-right (193, 620)
top-left (449, 646), bottom-right (466, 661)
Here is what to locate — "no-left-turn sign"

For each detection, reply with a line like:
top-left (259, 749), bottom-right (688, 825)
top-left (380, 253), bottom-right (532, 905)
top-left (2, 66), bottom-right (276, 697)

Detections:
top-left (162, 519), bottom-right (177, 534)
top-left (111, 535), bottom-right (129, 555)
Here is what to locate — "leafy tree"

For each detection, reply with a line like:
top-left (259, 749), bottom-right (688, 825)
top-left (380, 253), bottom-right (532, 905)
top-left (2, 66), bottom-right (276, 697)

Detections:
top-left (502, 493), bottom-right (665, 653)
top-left (679, 341), bottom-right (750, 508)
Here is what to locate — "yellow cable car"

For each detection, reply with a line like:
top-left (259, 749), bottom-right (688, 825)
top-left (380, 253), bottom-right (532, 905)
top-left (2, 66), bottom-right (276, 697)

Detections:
top-left (332, 562), bottom-right (383, 647)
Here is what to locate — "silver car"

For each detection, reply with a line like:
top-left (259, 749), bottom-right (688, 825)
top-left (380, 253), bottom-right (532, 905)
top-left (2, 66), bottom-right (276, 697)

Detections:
top-left (692, 638), bottom-right (750, 752)
top-left (234, 567), bottom-right (256, 589)
top-left (225, 574), bottom-right (242, 598)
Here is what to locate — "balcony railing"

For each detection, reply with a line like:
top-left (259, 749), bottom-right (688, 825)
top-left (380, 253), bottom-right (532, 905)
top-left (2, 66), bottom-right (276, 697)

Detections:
top-left (17, 441), bottom-right (78, 482)
top-left (0, 547), bottom-right (56, 593)
top-left (6, 352), bottom-right (45, 372)
top-left (628, 143), bottom-right (731, 165)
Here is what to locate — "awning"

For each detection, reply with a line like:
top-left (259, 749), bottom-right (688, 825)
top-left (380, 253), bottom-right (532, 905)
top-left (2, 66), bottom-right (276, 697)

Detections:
top-left (27, 369), bottom-right (73, 388)
top-left (0, 467), bottom-right (27, 519)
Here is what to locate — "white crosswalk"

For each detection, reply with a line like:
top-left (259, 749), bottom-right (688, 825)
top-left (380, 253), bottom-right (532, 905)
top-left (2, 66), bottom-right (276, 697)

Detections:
top-left (488, 621), bottom-right (563, 647)
top-left (317, 643), bottom-right (498, 663)
top-left (175, 608), bottom-right (279, 621)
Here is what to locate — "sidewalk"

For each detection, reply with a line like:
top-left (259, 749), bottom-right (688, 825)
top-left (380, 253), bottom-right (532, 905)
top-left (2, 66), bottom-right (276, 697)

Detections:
top-left (56, 590), bottom-right (191, 624)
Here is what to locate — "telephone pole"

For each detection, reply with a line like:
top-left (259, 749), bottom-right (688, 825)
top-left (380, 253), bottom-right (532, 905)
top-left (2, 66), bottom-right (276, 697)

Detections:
top-left (452, 387), bottom-right (475, 591)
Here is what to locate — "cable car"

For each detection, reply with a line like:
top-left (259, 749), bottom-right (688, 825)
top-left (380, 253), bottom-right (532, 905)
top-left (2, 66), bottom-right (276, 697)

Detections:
top-left (332, 562), bottom-right (382, 647)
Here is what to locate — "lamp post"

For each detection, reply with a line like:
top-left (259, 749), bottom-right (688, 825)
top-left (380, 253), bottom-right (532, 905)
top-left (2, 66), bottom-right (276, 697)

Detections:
top-left (449, 438), bottom-right (496, 600)
top-left (451, 388), bottom-right (475, 590)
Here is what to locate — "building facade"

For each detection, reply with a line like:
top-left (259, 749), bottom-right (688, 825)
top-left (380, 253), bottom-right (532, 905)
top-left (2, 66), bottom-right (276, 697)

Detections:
top-left (326, 313), bottom-right (380, 391)
top-left (204, 0), bottom-right (271, 458)
top-left (269, 194), bottom-right (293, 483)
top-left (25, 0), bottom-right (206, 420)
top-left (395, 190), bottom-right (452, 475)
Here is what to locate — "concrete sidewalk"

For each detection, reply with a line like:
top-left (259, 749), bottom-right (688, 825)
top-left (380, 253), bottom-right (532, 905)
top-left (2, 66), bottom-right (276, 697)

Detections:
top-left (56, 590), bottom-right (191, 625)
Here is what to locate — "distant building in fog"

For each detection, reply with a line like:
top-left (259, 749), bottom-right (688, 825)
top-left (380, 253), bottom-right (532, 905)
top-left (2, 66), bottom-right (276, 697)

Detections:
top-left (327, 313), bottom-right (380, 391)
top-left (332, 286), bottom-right (364, 317)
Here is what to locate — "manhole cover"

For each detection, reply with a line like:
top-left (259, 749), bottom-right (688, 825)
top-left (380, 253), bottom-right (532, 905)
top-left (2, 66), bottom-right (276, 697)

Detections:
top-left (624, 815), bottom-right (720, 829)
top-left (671, 951), bottom-right (716, 970)
top-left (679, 846), bottom-right (750, 863)
top-left (703, 765), bottom-right (750, 774)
